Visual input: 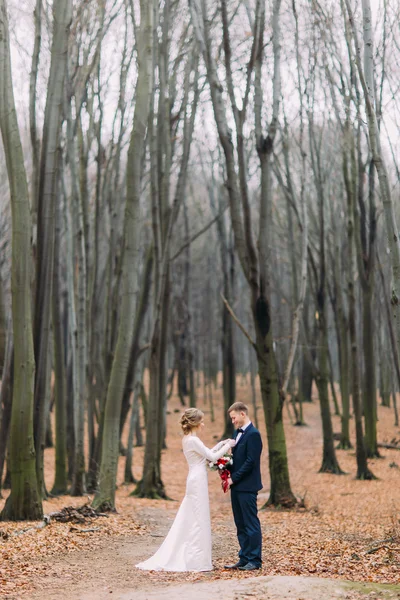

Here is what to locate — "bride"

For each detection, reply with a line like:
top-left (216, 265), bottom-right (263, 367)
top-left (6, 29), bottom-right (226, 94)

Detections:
top-left (136, 408), bottom-right (236, 572)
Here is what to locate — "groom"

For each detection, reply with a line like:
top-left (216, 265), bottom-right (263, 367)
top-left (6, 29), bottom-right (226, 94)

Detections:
top-left (225, 402), bottom-right (263, 571)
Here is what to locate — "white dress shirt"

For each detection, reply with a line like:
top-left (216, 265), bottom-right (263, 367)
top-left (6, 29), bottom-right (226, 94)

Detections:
top-left (236, 420), bottom-right (252, 443)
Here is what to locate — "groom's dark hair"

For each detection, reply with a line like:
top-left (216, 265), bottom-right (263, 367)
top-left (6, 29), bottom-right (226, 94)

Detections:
top-left (228, 402), bottom-right (249, 414)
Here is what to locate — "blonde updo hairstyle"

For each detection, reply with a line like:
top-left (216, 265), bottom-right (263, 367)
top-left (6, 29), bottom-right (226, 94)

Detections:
top-left (180, 408), bottom-right (204, 435)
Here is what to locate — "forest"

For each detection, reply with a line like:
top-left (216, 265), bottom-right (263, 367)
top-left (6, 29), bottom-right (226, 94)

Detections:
top-left (0, 0), bottom-right (399, 597)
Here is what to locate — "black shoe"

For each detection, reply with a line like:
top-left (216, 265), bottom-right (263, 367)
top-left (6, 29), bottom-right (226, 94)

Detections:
top-left (224, 560), bottom-right (247, 569)
top-left (238, 562), bottom-right (261, 571)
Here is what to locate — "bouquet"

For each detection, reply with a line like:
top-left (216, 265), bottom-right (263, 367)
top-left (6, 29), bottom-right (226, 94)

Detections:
top-left (208, 453), bottom-right (233, 493)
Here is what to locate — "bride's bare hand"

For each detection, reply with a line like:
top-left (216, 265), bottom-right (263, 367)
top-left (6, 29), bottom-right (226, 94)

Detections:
top-left (228, 439), bottom-right (236, 448)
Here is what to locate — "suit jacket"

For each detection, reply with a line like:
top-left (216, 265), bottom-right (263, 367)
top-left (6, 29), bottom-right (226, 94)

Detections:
top-left (230, 423), bottom-right (263, 492)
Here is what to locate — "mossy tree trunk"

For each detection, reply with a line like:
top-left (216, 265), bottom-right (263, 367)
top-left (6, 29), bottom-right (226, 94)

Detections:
top-left (255, 0), bottom-right (296, 507)
top-left (0, 321), bottom-right (13, 496)
top-left (254, 298), bottom-right (295, 506)
top-left (0, 0), bottom-right (42, 520)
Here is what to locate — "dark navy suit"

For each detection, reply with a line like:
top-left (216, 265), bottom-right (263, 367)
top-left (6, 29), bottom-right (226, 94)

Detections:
top-left (230, 422), bottom-right (263, 566)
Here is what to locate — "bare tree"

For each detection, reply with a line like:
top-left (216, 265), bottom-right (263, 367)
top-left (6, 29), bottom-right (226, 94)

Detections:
top-left (0, 0), bottom-right (42, 520)
top-left (33, 0), bottom-right (72, 496)
top-left (93, 0), bottom-right (153, 510)
top-left (344, 0), bottom-right (400, 359)
top-left (190, 0), bottom-right (297, 506)
top-left (50, 181), bottom-right (68, 495)
top-left (134, 44), bottom-right (200, 499)
top-left (342, 112), bottom-right (375, 480)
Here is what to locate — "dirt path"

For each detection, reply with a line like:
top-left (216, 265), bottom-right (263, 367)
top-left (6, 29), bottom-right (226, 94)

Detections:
top-left (19, 506), bottom-right (400, 600)
top-left (22, 539), bottom-right (400, 600)
top-left (105, 576), bottom-right (400, 600)
top-left (2, 392), bottom-right (400, 598)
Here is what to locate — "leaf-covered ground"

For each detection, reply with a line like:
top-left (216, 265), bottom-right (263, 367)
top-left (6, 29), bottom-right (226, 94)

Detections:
top-left (1, 379), bottom-right (400, 598)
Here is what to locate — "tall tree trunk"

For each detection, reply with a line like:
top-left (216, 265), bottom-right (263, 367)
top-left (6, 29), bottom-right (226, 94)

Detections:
top-left (0, 0), bottom-right (42, 520)
top-left (327, 344), bottom-right (340, 417)
top-left (136, 276), bottom-right (171, 499)
top-left (356, 156), bottom-right (378, 457)
top-left (392, 386), bottom-right (399, 427)
top-left (343, 120), bottom-right (375, 480)
top-left (208, 180), bottom-right (235, 438)
top-left (332, 233), bottom-right (352, 449)
top-left (51, 186), bottom-right (68, 495)
top-left (0, 320), bottom-right (13, 495)
top-left (159, 280), bottom-right (170, 452)
top-left (282, 0), bottom-right (309, 422)
top-left (362, 284), bottom-right (379, 456)
top-left (124, 389), bottom-right (139, 485)
top-left (134, 39), bottom-right (199, 498)
top-left (183, 199), bottom-right (196, 409)
top-left (92, 0), bottom-right (153, 510)
top-left (337, 313), bottom-right (351, 448)
top-left (33, 0), bottom-right (71, 497)
top-left (256, 0), bottom-right (294, 508)
top-left (66, 98), bottom-right (87, 497)
top-left (62, 170), bottom-right (76, 484)
top-left (119, 245), bottom-right (153, 441)
top-left (298, 303), bottom-right (315, 404)
top-left (254, 300), bottom-right (295, 506)
top-left (308, 96), bottom-right (342, 474)
top-left (249, 343), bottom-right (259, 429)
top-left (125, 359), bottom-right (146, 484)
top-left (377, 254), bottom-right (400, 428)
top-left (255, 135), bottom-right (294, 501)
top-left (345, 0), bottom-right (400, 360)
top-left (316, 315), bottom-right (343, 474)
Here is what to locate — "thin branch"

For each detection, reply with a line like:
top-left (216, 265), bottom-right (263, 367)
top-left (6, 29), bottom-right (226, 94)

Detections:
top-left (170, 205), bottom-right (228, 261)
top-left (366, 545), bottom-right (400, 554)
top-left (137, 343), bottom-right (151, 357)
top-left (220, 293), bottom-right (256, 349)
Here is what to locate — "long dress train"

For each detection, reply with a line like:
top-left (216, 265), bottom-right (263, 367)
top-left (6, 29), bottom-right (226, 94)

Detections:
top-left (135, 435), bottom-right (232, 572)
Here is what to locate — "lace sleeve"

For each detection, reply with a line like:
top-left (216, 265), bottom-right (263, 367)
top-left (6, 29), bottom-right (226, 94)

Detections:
top-left (190, 436), bottom-right (232, 462)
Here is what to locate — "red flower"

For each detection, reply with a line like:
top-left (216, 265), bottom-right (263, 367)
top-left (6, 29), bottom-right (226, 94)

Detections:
top-left (219, 469), bottom-right (230, 493)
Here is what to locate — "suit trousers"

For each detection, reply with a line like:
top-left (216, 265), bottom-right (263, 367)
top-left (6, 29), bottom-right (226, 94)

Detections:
top-left (230, 489), bottom-right (262, 566)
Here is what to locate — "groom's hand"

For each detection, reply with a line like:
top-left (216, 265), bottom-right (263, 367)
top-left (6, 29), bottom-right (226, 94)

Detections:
top-left (227, 477), bottom-right (233, 488)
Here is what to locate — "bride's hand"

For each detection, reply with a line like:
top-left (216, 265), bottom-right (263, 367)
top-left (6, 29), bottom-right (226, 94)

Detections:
top-left (228, 439), bottom-right (236, 448)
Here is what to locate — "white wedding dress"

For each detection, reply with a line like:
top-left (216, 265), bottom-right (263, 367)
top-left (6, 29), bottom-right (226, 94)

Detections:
top-left (136, 434), bottom-right (233, 572)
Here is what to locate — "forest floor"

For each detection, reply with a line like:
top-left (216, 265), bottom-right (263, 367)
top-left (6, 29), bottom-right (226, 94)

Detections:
top-left (1, 378), bottom-right (400, 599)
